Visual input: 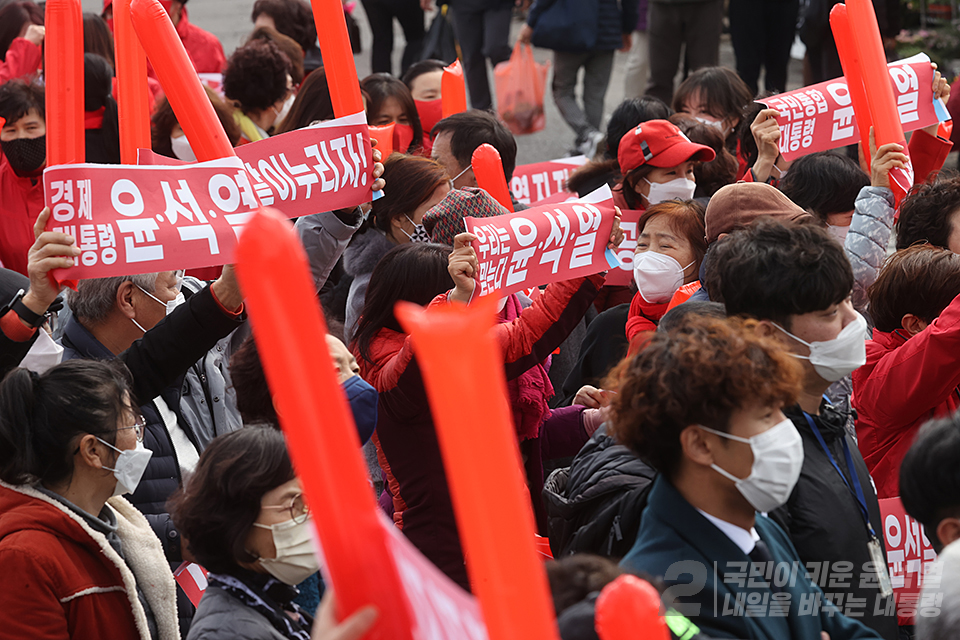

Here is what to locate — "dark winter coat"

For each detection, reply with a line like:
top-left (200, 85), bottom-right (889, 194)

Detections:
top-left (343, 229), bottom-right (395, 343)
top-left (527, 0), bottom-right (639, 52)
top-left (543, 424), bottom-right (656, 558)
top-left (768, 403), bottom-right (898, 640)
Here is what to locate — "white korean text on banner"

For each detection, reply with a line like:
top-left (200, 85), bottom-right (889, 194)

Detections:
top-left (756, 54), bottom-right (950, 160)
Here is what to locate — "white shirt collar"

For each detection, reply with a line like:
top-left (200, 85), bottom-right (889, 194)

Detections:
top-left (697, 509), bottom-right (761, 555)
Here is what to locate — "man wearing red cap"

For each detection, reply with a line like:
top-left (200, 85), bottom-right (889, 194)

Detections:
top-left (102, 0), bottom-right (226, 74)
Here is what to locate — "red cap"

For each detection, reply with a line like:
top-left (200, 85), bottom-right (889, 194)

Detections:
top-left (617, 119), bottom-right (716, 173)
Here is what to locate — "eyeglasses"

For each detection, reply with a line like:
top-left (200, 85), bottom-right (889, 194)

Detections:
top-left (114, 415), bottom-right (146, 442)
top-left (260, 492), bottom-right (310, 524)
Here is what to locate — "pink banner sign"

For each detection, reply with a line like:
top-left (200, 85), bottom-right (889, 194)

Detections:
top-left (511, 155), bottom-right (587, 205)
top-left (465, 199), bottom-right (620, 298)
top-left (879, 497), bottom-right (938, 625)
top-left (44, 114), bottom-right (375, 279)
top-left (140, 112), bottom-right (375, 218)
top-left (757, 54), bottom-right (950, 160)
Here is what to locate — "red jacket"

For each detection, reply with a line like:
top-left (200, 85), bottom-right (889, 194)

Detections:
top-left (852, 292), bottom-right (960, 498)
top-left (356, 274), bottom-right (604, 589)
top-left (0, 37), bottom-right (41, 85)
top-left (0, 483), bottom-right (179, 640)
top-left (146, 8), bottom-right (225, 78)
top-left (0, 156), bottom-right (44, 275)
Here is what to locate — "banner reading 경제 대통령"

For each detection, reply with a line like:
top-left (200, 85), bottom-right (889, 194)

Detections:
top-left (43, 112), bottom-right (374, 280)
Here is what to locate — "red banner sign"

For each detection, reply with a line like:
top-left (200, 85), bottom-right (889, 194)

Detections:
top-left (879, 497), bottom-right (938, 624)
top-left (511, 156), bottom-right (587, 205)
top-left (757, 54), bottom-right (949, 160)
top-left (173, 562), bottom-right (209, 608)
top-left (44, 113), bottom-right (374, 279)
top-left (465, 199), bottom-right (620, 298)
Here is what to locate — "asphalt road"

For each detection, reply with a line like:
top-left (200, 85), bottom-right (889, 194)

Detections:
top-left (81, 0), bottom-right (805, 165)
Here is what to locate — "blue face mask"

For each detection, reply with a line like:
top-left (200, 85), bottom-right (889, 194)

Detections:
top-left (343, 374), bottom-right (378, 445)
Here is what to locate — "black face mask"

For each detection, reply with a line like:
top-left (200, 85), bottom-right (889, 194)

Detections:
top-left (1, 135), bottom-right (46, 175)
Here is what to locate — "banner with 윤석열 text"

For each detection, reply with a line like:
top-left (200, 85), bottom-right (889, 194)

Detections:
top-left (45, 113), bottom-right (375, 279)
top-left (465, 198), bottom-right (620, 298)
top-left (756, 54), bottom-right (950, 161)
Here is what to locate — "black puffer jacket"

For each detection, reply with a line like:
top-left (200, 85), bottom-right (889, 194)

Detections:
top-left (543, 425), bottom-right (657, 559)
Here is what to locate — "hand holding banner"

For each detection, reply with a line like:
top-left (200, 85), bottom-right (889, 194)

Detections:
top-left (396, 296), bottom-right (561, 640)
top-left (756, 55), bottom-right (946, 162)
top-left (472, 144), bottom-right (514, 212)
top-left (464, 200), bottom-right (620, 298)
top-left (442, 60), bottom-right (467, 119)
top-left (44, 0), bottom-right (84, 167)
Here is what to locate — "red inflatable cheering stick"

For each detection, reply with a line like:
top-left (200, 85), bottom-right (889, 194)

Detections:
top-left (235, 208), bottom-right (415, 640)
top-left (396, 296), bottom-right (559, 640)
top-left (595, 575), bottom-right (669, 640)
top-left (308, 0), bottom-right (364, 117)
top-left (846, 0), bottom-right (913, 201)
top-left (44, 0), bottom-right (84, 166)
top-left (472, 144), bottom-right (514, 212)
top-left (829, 4), bottom-right (873, 171)
top-left (131, 0), bottom-right (234, 161)
top-left (114, 0), bottom-right (152, 164)
top-left (442, 60), bottom-right (467, 119)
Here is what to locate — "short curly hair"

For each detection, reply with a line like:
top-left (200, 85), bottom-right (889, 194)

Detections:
top-left (223, 39), bottom-right (291, 114)
top-left (607, 316), bottom-right (802, 480)
top-left (895, 174), bottom-right (960, 250)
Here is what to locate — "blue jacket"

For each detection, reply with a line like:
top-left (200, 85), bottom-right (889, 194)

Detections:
top-left (622, 477), bottom-right (883, 640)
top-left (527, 0), bottom-right (639, 52)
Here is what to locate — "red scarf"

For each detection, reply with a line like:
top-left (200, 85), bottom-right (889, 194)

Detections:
top-left (625, 291), bottom-right (669, 356)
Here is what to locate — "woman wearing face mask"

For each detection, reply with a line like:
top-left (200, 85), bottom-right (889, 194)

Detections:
top-left (626, 199), bottom-right (707, 353)
top-left (223, 39), bottom-right (294, 145)
top-left (151, 88), bottom-right (242, 162)
top-left (615, 119), bottom-right (715, 213)
top-left (170, 427), bottom-right (377, 640)
top-left (672, 66), bottom-right (753, 154)
top-left (342, 154), bottom-right (449, 342)
top-left (0, 359), bottom-right (179, 640)
top-left (360, 73), bottom-right (424, 156)
top-left (401, 59), bottom-right (445, 155)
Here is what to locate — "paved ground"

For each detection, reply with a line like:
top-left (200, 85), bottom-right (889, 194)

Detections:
top-left (83, 0), bottom-right (805, 164)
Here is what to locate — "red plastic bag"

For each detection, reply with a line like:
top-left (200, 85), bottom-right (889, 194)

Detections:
top-left (494, 41), bottom-right (548, 135)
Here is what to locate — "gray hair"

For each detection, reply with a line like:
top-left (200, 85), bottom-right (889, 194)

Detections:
top-left (918, 540), bottom-right (960, 640)
top-left (67, 273), bottom-right (160, 325)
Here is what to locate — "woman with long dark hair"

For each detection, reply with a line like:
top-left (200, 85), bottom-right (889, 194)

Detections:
top-left (0, 359), bottom-right (178, 639)
top-left (360, 73), bottom-right (423, 155)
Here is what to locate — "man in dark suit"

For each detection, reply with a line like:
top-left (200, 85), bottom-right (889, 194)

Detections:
top-left (609, 314), bottom-right (882, 640)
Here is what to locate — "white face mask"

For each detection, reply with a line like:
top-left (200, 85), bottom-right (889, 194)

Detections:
top-left (643, 177), bottom-right (697, 205)
top-left (137, 284), bottom-right (185, 316)
top-left (98, 437), bottom-right (153, 497)
top-left (19, 329), bottom-right (64, 374)
top-left (448, 164), bottom-right (472, 191)
top-left (774, 312), bottom-right (867, 382)
top-left (274, 92), bottom-right (295, 127)
top-left (700, 418), bottom-right (804, 513)
top-left (253, 516), bottom-right (321, 585)
top-left (826, 224), bottom-right (849, 244)
top-left (170, 135), bottom-right (197, 162)
top-left (633, 251), bottom-right (693, 304)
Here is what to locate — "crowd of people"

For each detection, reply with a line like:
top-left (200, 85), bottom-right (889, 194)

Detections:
top-left (2, 0), bottom-right (960, 639)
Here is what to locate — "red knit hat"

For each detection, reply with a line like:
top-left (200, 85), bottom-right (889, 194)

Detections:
top-left (617, 119), bottom-right (716, 173)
